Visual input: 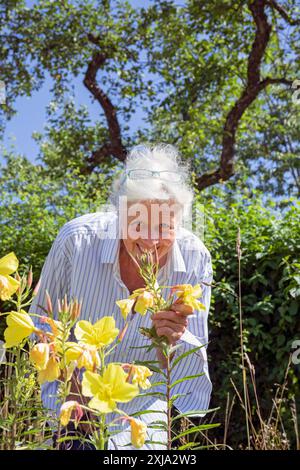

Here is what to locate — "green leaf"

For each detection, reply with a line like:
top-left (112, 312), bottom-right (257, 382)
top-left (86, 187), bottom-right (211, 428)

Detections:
top-left (133, 360), bottom-right (167, 376)
top-left (137, 391), bottom-right (166, 399)
top-left (149, 381), bottom-right (166, 387)
top-left (131, 409), bottom-right (167, 417)
top-left (170, 373), bottom-right (205, 388)
top-left (171, 423), bottom-right (221, 441)
top-left (172, 407), bottom-right (220, 422)
top-left (169, 393), bottom-right (190, 403)
top-left (171, 345), bottom-right (205, 370)
top-left (177, 441), bottom-right (201, 450)
top-left (147, 420), bottom-right (168, 430)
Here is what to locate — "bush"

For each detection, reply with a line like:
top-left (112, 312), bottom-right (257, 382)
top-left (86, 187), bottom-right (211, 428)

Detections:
top-left (201, 190), bottom-right (300, 448)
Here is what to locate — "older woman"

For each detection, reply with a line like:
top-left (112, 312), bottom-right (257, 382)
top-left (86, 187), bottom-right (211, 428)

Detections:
top-left (29, 143), bottom-right (213, 450)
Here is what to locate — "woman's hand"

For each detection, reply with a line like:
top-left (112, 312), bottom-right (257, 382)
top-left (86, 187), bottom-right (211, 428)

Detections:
top-left (152, 304), bottom-right (193, 368)
top-left (152, 303), bottom-right (192, 346)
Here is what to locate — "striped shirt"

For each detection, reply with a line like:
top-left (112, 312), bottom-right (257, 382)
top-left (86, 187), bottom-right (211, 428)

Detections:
top-left (29, 210), bottom-right (213, 445)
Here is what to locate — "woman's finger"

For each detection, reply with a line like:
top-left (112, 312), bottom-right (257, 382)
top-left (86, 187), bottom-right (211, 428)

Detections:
top-left (170, 303), bottom-right (194, 315)
top-left (152, 319), bottom-right (185, 333)
top-left (153, 310), bottom-right (188, 325)
top-left (155, 326), bottom-right (182, 343)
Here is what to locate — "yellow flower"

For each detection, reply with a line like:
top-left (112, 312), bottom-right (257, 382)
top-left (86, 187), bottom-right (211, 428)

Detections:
top-left (116, 289), bottom-right (154, 319)
top-left (65, 361), bottom-right (76, 381)
top-left (74, 316), bottom-right (119, 349)
top-left (64, 342), bottom-right (100, 371)
top-left (130, 418), bottom-right (147, 449)
top-left (77, 346), bottom-right (100, 371)
top-left (131, 365), bottom-right (152, 390)
top-left (116, 298), bottom-right (135, 320)
top-left (38, 356), bottom-right (60, 384)
top-left (59, 400), bottom-right (83, 427)
top-left (30, 343), bottom-right (50, 370)
top-left (132, 290), bottom-right (154, 316)
top-left (82, 364), bottom-right (139, 413)
top-left (4, 310), bottom-right (36, 348)
top-left (64, 342), bottom-right (83, 364)
top-left (29, 341), bottom-right (61, 383)
top-left (42, 317), bottom-right (64, 341)
top-left (172, 284), bottom-right (205, 311)
top-left (0, 252), bottom-right (20, 301)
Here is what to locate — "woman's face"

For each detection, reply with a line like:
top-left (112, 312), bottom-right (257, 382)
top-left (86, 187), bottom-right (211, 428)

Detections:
top-left (120, 200), bottom-right (180, 263)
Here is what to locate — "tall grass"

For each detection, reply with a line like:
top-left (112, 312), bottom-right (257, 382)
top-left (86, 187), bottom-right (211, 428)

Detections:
top-left (182, 228), bottom-right (299, 450)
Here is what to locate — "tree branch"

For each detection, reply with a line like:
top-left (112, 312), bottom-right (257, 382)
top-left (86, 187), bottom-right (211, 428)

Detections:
top-left (196, 0), bottom-right (292, 191)
top-left (81, 35), bottom-right (126, 173)
top-left (267, 0), bottom-right (300, 26)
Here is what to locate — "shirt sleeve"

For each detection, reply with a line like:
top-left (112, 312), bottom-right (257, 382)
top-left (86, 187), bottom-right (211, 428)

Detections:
top-left (29, 226), bottom-right (72, 328)
top-left (181, 247), bottom-right (213, 352)
top-left (170, 247), bottom-right (213, 416)
top-left (28, 225), bottom-right (72, 418)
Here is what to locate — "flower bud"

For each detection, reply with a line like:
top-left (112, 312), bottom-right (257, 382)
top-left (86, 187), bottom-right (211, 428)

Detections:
top-left (70, 299), bottom-right (81, 321)
top-left (15, 272), bottom-right (22, 295)
top-left (32, 278), bottom-right (41, 297)
top-left (27, 267), bottom-right (33, 289)
top-left (45, 290), bottom-right (53, 317)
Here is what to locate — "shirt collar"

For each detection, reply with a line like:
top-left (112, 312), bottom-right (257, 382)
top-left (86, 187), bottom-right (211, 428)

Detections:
top-left (169, 239), bottom-right (187, 273)
top-left (100, 237), bottom-right (120, 263)
top-left (99, 212), bottom-right (120, 263)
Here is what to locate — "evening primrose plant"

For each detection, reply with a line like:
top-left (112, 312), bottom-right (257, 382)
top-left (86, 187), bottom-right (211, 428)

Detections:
top-left (0, 252), bottom-right (152, 450)
top-left (116, 250), bottom-right (220, 450)
top-left (0, 250), bottom-right (218, 450)
top-left (0, 252), bottom-right (50, 450)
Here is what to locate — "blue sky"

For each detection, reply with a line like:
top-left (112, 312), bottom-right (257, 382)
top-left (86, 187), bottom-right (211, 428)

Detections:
top-left (1, 0), bottom-right (161, 164)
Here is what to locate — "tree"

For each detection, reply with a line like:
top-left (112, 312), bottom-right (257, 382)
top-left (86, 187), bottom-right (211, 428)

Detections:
top-left (0, 0), bottom-right (299, 196)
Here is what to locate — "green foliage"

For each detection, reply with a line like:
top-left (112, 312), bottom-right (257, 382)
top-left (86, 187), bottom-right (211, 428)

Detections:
top-left (0, 348), bottom-right (50, 450)
top-left (33, 99), bottom-right (117, 175)
top-left (236, 87), bottom-right (300, 198)
top-left (0, 0), bottom-right (299, 196)
top-left (0, 153), bottom-right (112, 281)
top-left (198, 187), bottom-right (300, 447)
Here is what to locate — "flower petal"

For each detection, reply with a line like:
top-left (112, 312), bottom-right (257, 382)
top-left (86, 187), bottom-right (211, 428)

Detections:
top-left (130, 418), bottom-right (147, 448)
top-left (116, 298), bottom-right (135, 320)
top-left (134, 291), bottom-right (153, 316)
top-left (4, 311), bottom-right (35, 348)
top-left (0, 252), bottom-right (19, 275)
top-left (104, 364), bottom-right (139, 403)
top-left (0, 275), bottom-right (20, 301)
top-left (88, 396), bottom-right (116, 413)
top-left (64, 342), bottom-right (83, 364)
top-left (38, 356), bottom-right (60, 384)
top-left (74, 320), bottom-right (94, 344)
top-left (30, 343), bottom-right (50, 370)
top-left (94, 316), bottom-right (119, 347)
top-left (82, 370), bottom-right (103, 397)
top-left (59, 400), bottom-right (78, 427)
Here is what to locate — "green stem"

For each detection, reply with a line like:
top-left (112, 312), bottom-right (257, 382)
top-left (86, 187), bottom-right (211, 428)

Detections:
top-left (166, 350), bottom-right (172, 451)
top-left (237, 228), bottom-right (251, 449)
top-left (56, 322), bottom-right (72, 449)
top-left (99, 414), bottom-right (106, 450)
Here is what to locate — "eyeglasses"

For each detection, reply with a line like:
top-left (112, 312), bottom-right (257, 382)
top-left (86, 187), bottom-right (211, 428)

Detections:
top-left (126, 169), bottom-right (182, 183)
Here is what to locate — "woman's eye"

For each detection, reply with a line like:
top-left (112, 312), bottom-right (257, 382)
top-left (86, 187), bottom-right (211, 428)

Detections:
top-left (159, 223), bottom-right (170, 229)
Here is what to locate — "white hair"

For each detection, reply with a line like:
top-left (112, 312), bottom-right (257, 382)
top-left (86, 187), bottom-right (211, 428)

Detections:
top-left (109, 143), bottom-right (194, 225)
